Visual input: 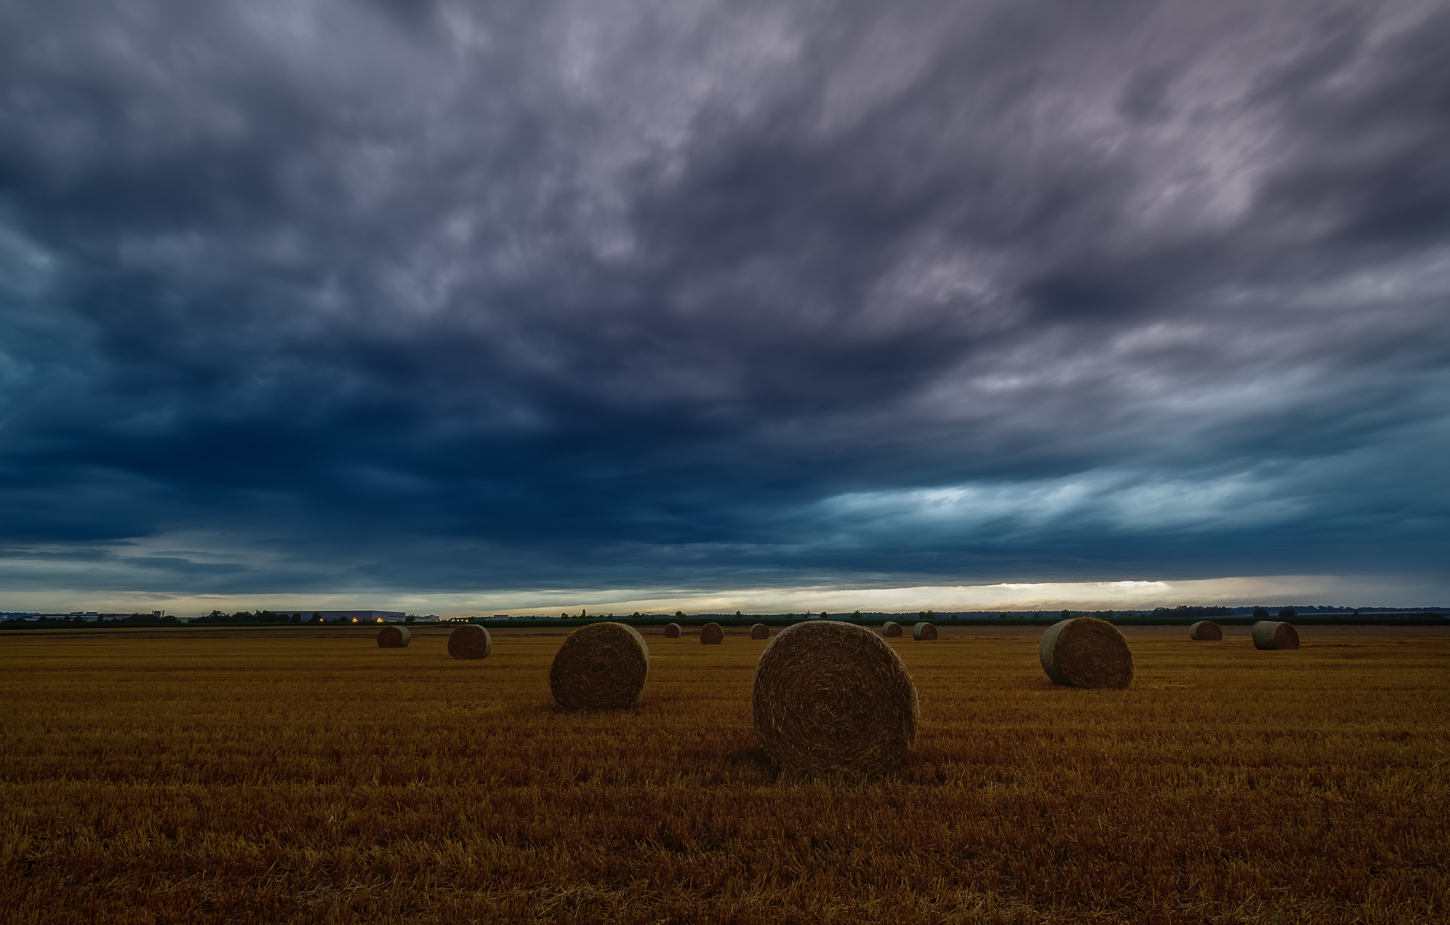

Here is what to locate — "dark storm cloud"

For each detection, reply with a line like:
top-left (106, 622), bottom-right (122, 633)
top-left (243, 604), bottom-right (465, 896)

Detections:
top-left (1, 0), bottom-right (1447, 599)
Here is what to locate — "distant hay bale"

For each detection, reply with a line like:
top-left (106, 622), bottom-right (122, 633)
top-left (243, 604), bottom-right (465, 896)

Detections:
top-left (751, 623), bottom-right (770, 640)
top-left (700, 622), bottom-right (724, 645)
top-left (447, 624), bottom-right (492, 659)
top-left (664, 623), bottom-right (681, 638)
top-left (1189, 620), bottom-right (1223, 641)
top-left (1039, 617), bottom-right (1133, 689)
top-left (1252, 621), bottom-right (1300, 650)
top-left (751, 621), bottom-right (919, 775)
top-left (911, 622), bottom-right (937, 641)
top-left (549, 622), bottom-right (649, 710)
top-left (882, 621), bottom-right (903, 637)
top-left (377, 626), bottom-right (411, 648)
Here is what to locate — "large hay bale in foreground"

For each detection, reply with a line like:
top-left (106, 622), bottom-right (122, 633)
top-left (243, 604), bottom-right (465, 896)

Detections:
top-left (1189, 620), bottom-right (1223, 641)
top-left (549, 622), bottom-right (650, 710)
top-left (1039, 617), bottom-right (1133, 689)
top-left (751, 623), bottom-right (770, 640)
top-left (663, 623), bottom-right (681, 638)
top-left (751, 621), bottom-right (919, 775)
top-left (700, 622), bottom-right (724, 645)
top-left (447, 624), bottom-right (492, 659)
top-left (377, 626), bottom-right (411, 648)
top-left (882, 621), bottom-right (903, 638)
top-left (1252, 621), bottom-right (1299, 650)
top-left (912, 622), bottom-right (937, 641)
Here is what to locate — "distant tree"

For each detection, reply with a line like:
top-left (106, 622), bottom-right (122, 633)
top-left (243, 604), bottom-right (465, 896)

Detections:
top-left (735, 611), bottom-right (743, 618)
top-left (1252, 607), bottom-right (1270, 620)
top-left (561, 612), bottom-right (568, 619)
top-left (1279, 607), bottom-right (1297, 619)
top-left (404, 615), bottom-right (414, 623)
top-left (632, 612), bottom-right (641, 618)
top-left (1061, 610), bottom-right (1071, 620)
top-left (580, 609), bottom-right (586, 617)
top-left (785, 613), bottom-right (795, 621)
top-left (311, 613), bottom-right (323, 623)
top-left (675, 610), bottom-right (685, 618)
top-left (851, 610), bottom-right (861, 619)
top-left (820, 611), bottom-right (828, 619)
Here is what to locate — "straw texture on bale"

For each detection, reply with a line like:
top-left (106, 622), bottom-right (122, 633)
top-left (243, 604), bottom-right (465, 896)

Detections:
top-left (751, 621), bottom-right (919, 775)
top-left (751, 623), bottom-right (771, 640)
top-left (1189, 620), bottom-right (1223, 641)
top-left (882, 621), bottom-right (903, 637)
top-left (912, 622), bottom-right (937, 641)
top-left (663, 623), bottom-right (681, 638)
top-left (1039, 617), bottom-right (1133, 689)
top-left (700, 622), bottom-right (724, 645)
top-left (1252, 621), bottom-right (1300, 650)
top-left (376, 626), bottom-right (410, 648)
top-left (447, 624), bottom-right (492, 659)
top-left (549, 622), bottom-right (650, 710)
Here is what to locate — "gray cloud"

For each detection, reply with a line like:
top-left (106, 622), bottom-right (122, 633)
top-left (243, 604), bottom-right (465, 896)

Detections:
top-left (0, 0), bottom-right (1446, 601)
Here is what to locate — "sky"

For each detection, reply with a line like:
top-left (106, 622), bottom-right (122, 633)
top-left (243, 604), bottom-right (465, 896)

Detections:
top-left (1, 0), bottom-right (1448, 616)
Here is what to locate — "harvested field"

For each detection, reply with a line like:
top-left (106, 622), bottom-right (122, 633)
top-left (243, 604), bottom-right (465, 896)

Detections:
top-left (1, 627), bottom-right (1447, 923)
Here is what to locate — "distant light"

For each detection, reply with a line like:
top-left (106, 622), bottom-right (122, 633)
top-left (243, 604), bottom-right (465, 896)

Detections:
top-left (351, 618), bottom-right (358, 623)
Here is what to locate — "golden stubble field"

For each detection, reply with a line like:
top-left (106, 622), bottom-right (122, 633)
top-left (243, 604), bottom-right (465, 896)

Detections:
top-left (1, 625), bottom-right (1447, 924)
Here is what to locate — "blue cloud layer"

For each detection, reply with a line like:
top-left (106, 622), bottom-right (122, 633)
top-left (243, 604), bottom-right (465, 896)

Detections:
top-left (1, 0), bottom-right (1447, 598)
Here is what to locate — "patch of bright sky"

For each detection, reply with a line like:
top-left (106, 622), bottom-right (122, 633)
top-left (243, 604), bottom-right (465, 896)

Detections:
top-left (820, 469), bottom-right (1309, 535)
top-left (9, 574), bottom-right (1444, 618)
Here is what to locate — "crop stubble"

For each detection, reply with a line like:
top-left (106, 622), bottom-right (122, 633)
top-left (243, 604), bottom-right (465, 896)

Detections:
top-left (0, 627), bottom-right (1446, 924)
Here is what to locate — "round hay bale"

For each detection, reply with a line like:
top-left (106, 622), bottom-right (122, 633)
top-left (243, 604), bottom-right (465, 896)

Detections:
top-left (912, 622), bottom-right (938, 641)
top-left (1189, 620), bottom-right (1223, 641)
top-left (447, 624), bottom-right (492, 659)
top-left (1252, 620), bottom-right (1299, 650)
top-left (663, 623), bottom-right (681, 638)
top-left (377, 625), bottom-right (411, 648)
top-left (1039, 617), bottom-right (1133, 689)
top-left (700, 622), bottom-right (724, 645)
top-left (751, 623), bottom-right (770, 640)
top-left (882, 621), bottom-right (903, 637)
top-left (549, 622), bottom-right (649, 710)
top-left (751, 621), bottom-right (919, 775)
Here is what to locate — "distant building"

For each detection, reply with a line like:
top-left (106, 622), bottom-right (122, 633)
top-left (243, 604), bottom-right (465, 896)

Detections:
top-left (269, 610), bottom-right (407, 623)
top-left (4, 611), bottom-right (162, 622)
